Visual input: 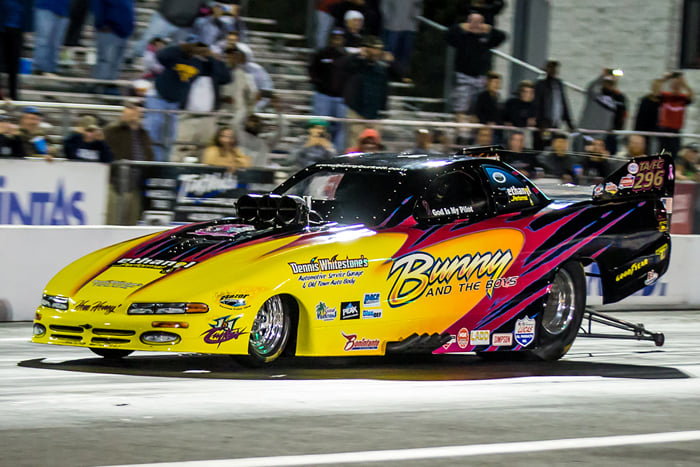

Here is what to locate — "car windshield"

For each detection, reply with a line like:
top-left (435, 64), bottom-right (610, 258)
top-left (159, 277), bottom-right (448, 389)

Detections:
top-left (278, 168), bottom-right (416, 226)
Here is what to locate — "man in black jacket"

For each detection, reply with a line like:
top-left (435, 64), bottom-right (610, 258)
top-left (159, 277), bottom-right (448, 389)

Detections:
top-left (445, 13), bottom-right (506, 131)
top-left (309, 29), bottom-right (347, 150)
top-left (0, 115), bottom-right (25, 158)
top-left (534, 60), bottom-right (574, 150)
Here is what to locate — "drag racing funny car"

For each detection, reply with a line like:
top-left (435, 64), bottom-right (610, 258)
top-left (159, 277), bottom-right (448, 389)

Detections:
top-left (32, 147), bottom-right (674, 365)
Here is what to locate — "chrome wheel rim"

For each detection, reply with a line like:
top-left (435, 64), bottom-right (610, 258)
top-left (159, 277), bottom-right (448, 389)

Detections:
top-left (542, 269), bottom-right (576, 335)
top-left (249, 295), bottom-right (286, 357)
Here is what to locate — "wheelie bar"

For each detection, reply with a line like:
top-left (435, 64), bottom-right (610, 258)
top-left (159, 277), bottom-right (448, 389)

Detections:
top-left (577, 307), bottom-right (665, 346)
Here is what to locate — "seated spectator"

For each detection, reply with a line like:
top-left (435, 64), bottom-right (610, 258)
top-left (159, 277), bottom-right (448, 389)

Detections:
top-left (406, 128), bottom-right (441, 154)
top-left (503, 80), bottom-right (536, 128)
top-left (617, 134), bottom-right (647, 159)
top-left (502, 131), bottom-right (536, 177)
top-left (380, 0), bottom-right (422, 75)
top-left (345, 128), bottom-right (382, 154)
top-left (92, 0), bottom-right (135, 90)
top-left (142, 37), bottom-right (167, 80)
top-left (293, 118), bottom-right (337, 170)
top-left (309, 29), bottom-right (347, 151)
top-left (538, 133), bottom-right (578, 184)
top-left (582, 136), bottom-right (612, 181)
top-left (676, 144), bottom-right (700, 182)
top-left (343, 10), bottom-right (364, 50)
top-left (202, 127), bottom-right (251, 172)
top-left (63, 115), bottom-right (113, 163)
top-left (472, 71), bottom-right (502, 124)
top-left (0, 115), bottom-right (25, 158)
top-left (104, 101), bottom-right (154, 161)
top-left (238, 101), bottom-right (287, 167)
top-left (17, 107), bottom-right (53, 158)
top-left (475, 126), bottom-right (493, 146)
top-left (432, 129), bottom-right (452, 153)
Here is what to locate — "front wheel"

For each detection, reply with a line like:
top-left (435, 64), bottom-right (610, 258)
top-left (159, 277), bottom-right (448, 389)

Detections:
top-left (90, 348), bottom-right (133, 359)
top-left (234, 295), bottom-right (292, 367)
top-left (530, 261), bottom-right (586, 361)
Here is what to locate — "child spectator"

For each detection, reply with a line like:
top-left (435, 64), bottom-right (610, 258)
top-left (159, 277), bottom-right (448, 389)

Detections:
top-left (202, 126), bottom-right (251, 172)
top-left (63, 115), bottom-right (113, 163)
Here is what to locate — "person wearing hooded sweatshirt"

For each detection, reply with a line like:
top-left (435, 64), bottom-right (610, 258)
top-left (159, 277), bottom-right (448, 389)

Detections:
top-left (128, 0), bottom-right (206, 61)
top-left (32, 0), bottom-right (71, 75)
top-left (92, 0), bottom-right (134, 84)
top-left (0, 0), bottom-right (32, 100)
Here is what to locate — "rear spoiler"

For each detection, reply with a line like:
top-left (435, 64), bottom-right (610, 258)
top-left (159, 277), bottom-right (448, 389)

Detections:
top-left (593, 154), bottom-right (675, 207)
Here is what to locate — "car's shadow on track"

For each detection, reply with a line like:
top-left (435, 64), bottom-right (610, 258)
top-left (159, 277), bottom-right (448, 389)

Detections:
top-left (17, 352), bottom-right (689, 381)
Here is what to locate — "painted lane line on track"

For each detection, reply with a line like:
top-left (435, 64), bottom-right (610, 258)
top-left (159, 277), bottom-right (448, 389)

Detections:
top-left (100, 430), bottom-right (700, 467)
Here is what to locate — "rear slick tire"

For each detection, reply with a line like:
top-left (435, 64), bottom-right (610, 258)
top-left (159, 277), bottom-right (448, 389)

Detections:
top-left (233, 295), bottom-right (291, 368)
top-left (531, 261), bottom-right (586, 361)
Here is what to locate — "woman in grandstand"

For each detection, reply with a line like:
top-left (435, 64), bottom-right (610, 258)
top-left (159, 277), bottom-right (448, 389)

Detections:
top-left (202, 127), bottom-right (252, 174)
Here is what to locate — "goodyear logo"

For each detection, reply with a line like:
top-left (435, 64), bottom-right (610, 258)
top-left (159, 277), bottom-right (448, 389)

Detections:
top-left (387, 250), bottom-right (514, 307)
top-left (615, 258), bottom-right (649, 282)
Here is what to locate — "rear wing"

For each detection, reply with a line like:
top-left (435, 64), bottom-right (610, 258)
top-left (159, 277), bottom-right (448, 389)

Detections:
top-left (593, 154), bottom-right (675, 205)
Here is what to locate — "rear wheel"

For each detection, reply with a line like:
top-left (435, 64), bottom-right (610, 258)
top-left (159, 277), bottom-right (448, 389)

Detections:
top-left (234, 295), bottom-right (291, 367)
top-left (531, 261), bottom-right (586, 361)
top-left (89, 348), bottom-right (133, 359)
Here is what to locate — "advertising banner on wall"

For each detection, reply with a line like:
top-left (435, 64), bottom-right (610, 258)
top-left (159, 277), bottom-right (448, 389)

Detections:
top-left (0, 159), bottom-right (108, 225)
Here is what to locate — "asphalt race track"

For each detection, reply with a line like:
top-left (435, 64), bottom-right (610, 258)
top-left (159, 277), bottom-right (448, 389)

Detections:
top-left (1, 311), bottom-right (700, 467)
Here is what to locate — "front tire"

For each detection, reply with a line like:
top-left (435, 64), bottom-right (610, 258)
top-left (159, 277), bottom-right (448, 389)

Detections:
top-left (234, 295), bottom-right (291, 367)
top-left (531, 261), bottom-right (586, 361)
top-left (90, 348), bottom-right (133, 359)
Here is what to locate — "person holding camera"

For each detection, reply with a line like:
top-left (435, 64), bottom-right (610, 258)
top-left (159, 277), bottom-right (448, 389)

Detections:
top-left (293, 118), bottom-right (337, 170)
top-left (658, 71), bottom-right (694, 158)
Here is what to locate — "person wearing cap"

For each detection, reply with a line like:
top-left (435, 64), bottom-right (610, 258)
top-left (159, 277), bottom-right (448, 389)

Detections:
top-left (676, 144), bottom-right (700, 182)
top-left (343, 10), bottom-right (364, 49)
top-left (63, 115), bottom-right (114, 163)
top-left (17, 107), bottom-right (54, 158)
top-left (308, 28), bottom-right (347, 150)
top-left (0, 114), bottom-right (26, 158)
top-left (104, 101), bottom-right (155, 162)
top-left (337, 35), bottom-right (401, 147)
top-left (293, 118), bottom-right (337, 170)
top-left (91, 0), bottom-right (135, 87)
top-left (32, 0), bottom-right (71, 76)
top-left (345, 128), bottom-right (382, 154)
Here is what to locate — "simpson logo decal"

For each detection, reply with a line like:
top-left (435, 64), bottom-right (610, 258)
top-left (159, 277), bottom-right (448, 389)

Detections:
top-left (457, 328), bottom-right (469, 349)
top-left (628, 162), bottom-right (639, 174)
top-left (387, 249), bottom-right (514, 306)
top-left (514, 316), bottom-right (535, 347)
top-left (619, 174), bottom-right (635, 189)
top-left (219, 293), bottom-right (249, 309)
top-left (202, 315), bottom-right (246, 347)
top-left (288, 255), bottom-right (369, 274)
top-left (114, 257), bottom-right (197, 274)
top-left (492, 333), bottom-right (513, 346)
top-left (363, 293), bottom-right (380, 308)
top-left (362, 309), bottom-right (382, 319)
top-left (470, 330), bottom-right (490, 346)
top-left (615, 258), bottom-right (649, 282)
top-left (492, 172), bottom-right (507, 183)
top-left (342, 332), bottom-right (380, 351)
top-left (340, 301), bottom-right (360, 320)
top-left (315, 302), bottom-right (337, 321)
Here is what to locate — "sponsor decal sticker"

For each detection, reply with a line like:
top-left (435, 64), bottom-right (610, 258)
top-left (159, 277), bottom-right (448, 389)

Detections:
top-left (492, 333), bottom-right (513, 346)
top-left (605, 182), bottom-right (618, 195)
top-left (340, 301), bottom-right (360, 320)
top-left (91, 280), bottom-right (142, 289)
top-left (594, 184), bottom-right (603, 196)
top-left (75, 300), bottom-right (118, 314)
top-left (628, 162), bottom-right (639, 174)
top-left (363, 293), bottom-right (380, 308)
top-left (470, 330), bottom-right (490, 346)
top-left (342, 332), bottom-right (380, 351)
top-left (514, 316), bottom-right (535, 347)
top-left (632, 158), bottom-right (666, 191)
top-left (288, 255), bottom-right (369, 274)
top-left (492, 172), bottom-right (507, 183)
top-left (615, 258), bottom-right (649, 282)
top-left (362, 309), bottom-right (382, 319)
top-left (430, 205), bottom-right (474, 217)
top-left (113, 257), bottom-right (197, 274)
top-left (644, 270), bottom-right (659, 286)
top-left (656, 244), bottom-right (668, 261)
top-left (315, 302), bottom-right (337, 321)
top-left (387, 249), bottom-right (514, 306)
top-left (442, 334), bottom-right (456, 350)
top-left (201, 315), bottom-right (246, 347)
top-left (219, 293), bottom-right (249, 309)
top-left (619, 174), bottom-right (635, 189)
top-left (457, 328), bottom-right (469, 349)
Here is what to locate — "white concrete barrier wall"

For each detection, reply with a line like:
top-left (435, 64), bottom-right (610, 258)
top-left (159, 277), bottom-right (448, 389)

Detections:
top-left (0, 227), bottom-right (698, 321)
